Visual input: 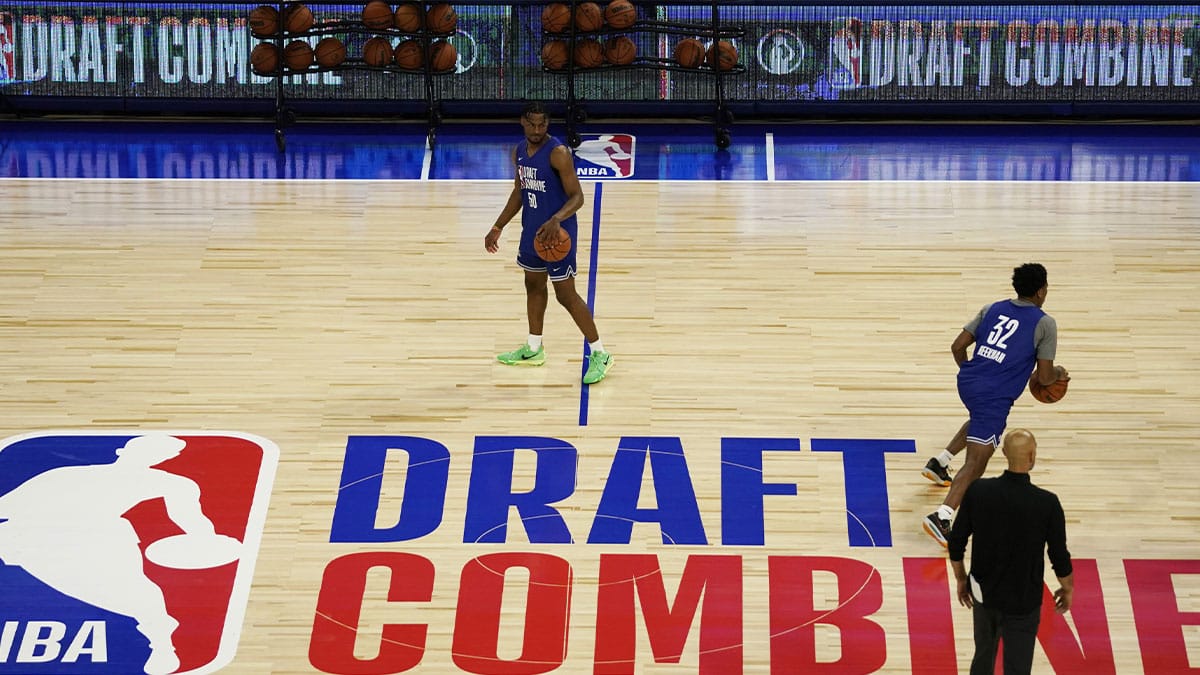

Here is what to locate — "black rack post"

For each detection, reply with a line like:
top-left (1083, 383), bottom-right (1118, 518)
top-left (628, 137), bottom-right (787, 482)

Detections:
top-left (711, 0), bottom-right (732, 149)
top-left (273, 1), bottom-right (291, 152)
top-left (422, 4), bottom-right (444, 149)
top-left (564, 0), bottom-right (583, 147)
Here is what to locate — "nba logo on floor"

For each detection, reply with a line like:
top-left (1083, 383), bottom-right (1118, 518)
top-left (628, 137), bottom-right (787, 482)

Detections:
top-left (574, 134), bottom-right (635, 178)
top-left (0, 431), bottom-right (279, 674)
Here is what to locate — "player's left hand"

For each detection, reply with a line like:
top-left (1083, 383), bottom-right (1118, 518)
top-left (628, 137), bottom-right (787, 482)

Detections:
top-left (536, 219), bottom-right (562, 245)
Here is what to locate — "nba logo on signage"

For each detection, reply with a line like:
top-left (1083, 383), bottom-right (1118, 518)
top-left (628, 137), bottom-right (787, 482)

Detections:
top-left (829, 17), bottom-right (864, 88)
top-left (0, 12), bottom-right (16, 83)
top-left (574, 134), bottom-right (636, 178)
top-left (0, 431), bottom-right (278, 674)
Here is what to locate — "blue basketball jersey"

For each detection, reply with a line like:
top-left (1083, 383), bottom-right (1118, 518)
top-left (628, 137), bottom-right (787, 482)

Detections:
top-left (516, 136), bottom-right (578, 251)
top-left (959, 299), bottom-right (1046, 401)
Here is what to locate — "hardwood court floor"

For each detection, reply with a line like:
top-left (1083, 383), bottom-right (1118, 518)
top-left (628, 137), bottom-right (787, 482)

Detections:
top-left (1, 178), bottom-right (1198, 673)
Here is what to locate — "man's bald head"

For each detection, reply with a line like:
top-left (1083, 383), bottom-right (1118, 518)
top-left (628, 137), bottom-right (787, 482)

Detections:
top-left (1002, 428), bottom-right (1038, 472)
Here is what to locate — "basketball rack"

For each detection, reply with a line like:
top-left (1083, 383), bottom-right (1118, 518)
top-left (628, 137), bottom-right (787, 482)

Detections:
top-left (258, 2), bottom-right (456, 152)
top-left (543, 0), bottom-right (745, 149)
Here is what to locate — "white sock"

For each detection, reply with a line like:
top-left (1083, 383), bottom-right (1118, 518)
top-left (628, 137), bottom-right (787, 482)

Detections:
top-left (589, 339), bottom-right (606, 354)
top-left (527, 334), bottom-right (542, 350)
top-left (937, 504), bottom-right (955, 522)
top-left (936, 450), bottom-right (954, 467)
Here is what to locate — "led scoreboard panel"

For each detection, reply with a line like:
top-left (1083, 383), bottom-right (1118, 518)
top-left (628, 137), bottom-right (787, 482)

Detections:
top-left (0, 2), bottom-right (1197, 107)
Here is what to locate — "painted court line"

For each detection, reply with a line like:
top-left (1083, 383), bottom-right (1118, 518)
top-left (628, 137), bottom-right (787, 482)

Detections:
top-left (420, 136), bottom-right (433, 180)
top-left (766, 132), bottom-right (775, 182)
top-left (578, 181), bottom-right (604, 427)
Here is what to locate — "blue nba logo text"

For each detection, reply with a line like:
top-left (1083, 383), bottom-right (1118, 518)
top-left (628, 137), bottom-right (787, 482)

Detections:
top-left (574, 134), bottom-right (636, 178)
top-left (0, 431), bottom-right (278, 675)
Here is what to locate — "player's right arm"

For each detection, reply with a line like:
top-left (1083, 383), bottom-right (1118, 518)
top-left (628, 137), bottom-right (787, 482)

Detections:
top-left (1031, 315), bottom-right (1068, 386)
top-left (485, 146), bottom-right (524, 253)
top-left (1032, 359), bottom-right (1068, 386)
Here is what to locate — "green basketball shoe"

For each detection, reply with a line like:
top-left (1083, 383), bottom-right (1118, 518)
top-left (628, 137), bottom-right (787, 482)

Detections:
top-left (497, 344), bottom-right (545, 366)
top-left (582, 350), bottom-right (613, 384)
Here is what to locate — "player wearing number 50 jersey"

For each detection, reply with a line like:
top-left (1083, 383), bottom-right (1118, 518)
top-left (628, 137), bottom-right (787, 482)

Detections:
top-left (922, 263), bottom-right (1070, 547)
top-left (483, 101), bottom-right (613, 385)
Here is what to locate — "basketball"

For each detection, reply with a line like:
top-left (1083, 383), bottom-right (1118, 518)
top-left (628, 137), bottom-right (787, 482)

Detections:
top-left (315, 37), bottom-right (346, 68)
top-left (604, 0), bottom-right (637, 29)
top-left (283, 40), bottom-right (314, 70)
top-left (362, 1), bottom-right (394, 30)
top-left (541, 40), bottom-right (568, 69)
top-left (604, 35), bottom-right (636, 65)
top-left (363, 36), bottom-right (394, 66)
top-left (573, 38), bottom-right (604, 69)
top-left (536, 228), bottom-right (573, 262)
top-left (429, 40), bottom-right (457, 72)
top-left (393, 2), bottom-right (423, 32)
top-left (541, 3), bottom-right (570, 33)
top-left (282, 2), bottom-right (314, 34)
top-left (707, 40), bottom-right (738, 70)
top-left (674, 38), bottom-right (704, 68)
top-left (250, 42), bottom-right (280, 75)
top-left (1029, 374), bottom-right (1070, 403)
top-left (426, 3), bottom-right (458, 34)
top-left (574, 2), bottom-right (603, 32)
top-left (249, 5), bottom-right (279, 37)
top-left (394, 38), bottom-right (423, 69)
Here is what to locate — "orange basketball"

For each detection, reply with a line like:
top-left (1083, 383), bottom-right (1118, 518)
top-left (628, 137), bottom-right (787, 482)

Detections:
top-left (706, 40), bottom-right (738, 70)
top-left (604, 0), bottom-right (637, 29)
top-left (250, 42), bottom-right (280, 75)
top-left (541, 40), bottom-right (568, 69)
top-left (282, 2), bottom-right (314, 33)
top-left (1029, 374), bottom-right (1069, 403)
top-left (536, 228), bottom-right (573, 262)
top-left (283, 40), bottom-right (314, 70)
top-left (541, 3), bottom-right (570, 33)
top-left (393, 2), bottom-right (423, 32)
top-left (249, 5), bottom-right (279, 37)
top-left (362, 1), bottom-right (393, 29)
top-left (394, 38), bottom-right (423, 69)
top-left (363, 36), bottom-right (394, 66)
top-left (573, 38), bottom-right (604, 69)
top-left (426, 3), bottom-right (457, 34)
top-left (315, 37), bottom-right (346, 67)
top-left (604, 35), bottom-right (636, 65)
top-left (574, 2), bottom-right (603, 32)
top-left (674, 38), bottom-right (704, 68)
top-left (429, 40), bottom-right (457, 72)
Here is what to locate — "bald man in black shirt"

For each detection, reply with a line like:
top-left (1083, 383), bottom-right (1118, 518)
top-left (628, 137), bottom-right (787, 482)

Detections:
top-left (947, 428), bottom-right (1074, 675)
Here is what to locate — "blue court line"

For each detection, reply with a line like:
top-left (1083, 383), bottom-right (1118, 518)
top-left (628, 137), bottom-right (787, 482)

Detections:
top-left (578, 181), bottom-right (604, 427)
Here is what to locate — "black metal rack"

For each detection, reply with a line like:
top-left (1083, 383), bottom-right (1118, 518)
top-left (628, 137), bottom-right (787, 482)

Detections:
top-left (256, 2), bottom-right (456, 151)
top-left (542, 1), bottom-right (745, 149)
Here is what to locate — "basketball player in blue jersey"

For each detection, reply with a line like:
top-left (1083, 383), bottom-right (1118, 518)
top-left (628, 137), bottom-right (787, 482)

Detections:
top-left (484, 102), bottom-right (613, 385)
top-left (922, 263), bottom-right (1069, 547)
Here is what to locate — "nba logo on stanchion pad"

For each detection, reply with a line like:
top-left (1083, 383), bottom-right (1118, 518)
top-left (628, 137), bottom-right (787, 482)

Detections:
top-left (574, 133), bottom-right (636, 179)
top-left (0, 431), bottom-right (279, 674)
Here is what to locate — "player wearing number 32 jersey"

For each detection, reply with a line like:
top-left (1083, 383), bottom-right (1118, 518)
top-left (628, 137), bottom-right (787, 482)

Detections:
top-left (921, 263), bottom-right (1070, 547)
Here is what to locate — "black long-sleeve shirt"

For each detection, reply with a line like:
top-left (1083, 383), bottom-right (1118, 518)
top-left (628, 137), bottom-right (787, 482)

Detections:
top-left (947, 470), bottom-right (1073, 613)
